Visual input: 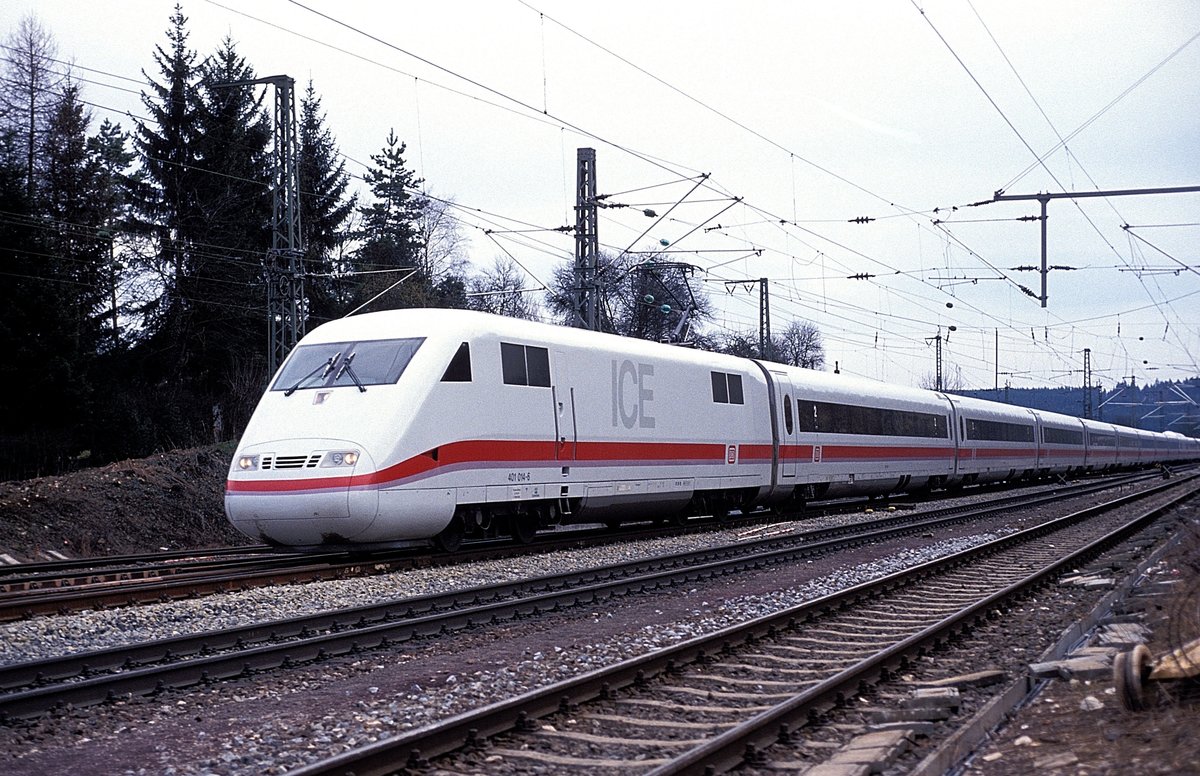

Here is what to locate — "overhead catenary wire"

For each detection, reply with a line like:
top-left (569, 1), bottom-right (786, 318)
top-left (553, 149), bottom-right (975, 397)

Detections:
top-left (192, 2), bottom-right (1195, 379)
top-left (9, 3), bottom-right (1196, 390)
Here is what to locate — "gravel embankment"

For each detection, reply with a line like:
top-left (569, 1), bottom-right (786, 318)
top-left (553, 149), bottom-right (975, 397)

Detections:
top-left (2, 524), bottom-right (1013, 776)
top-left (0, 505), bottom-right (998, 666)
top-left (1, 479), bottom-right (1177, 776)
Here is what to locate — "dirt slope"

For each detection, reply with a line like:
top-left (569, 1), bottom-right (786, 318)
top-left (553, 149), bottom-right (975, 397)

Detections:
top-left (0, 444), bottom-right (251, 561)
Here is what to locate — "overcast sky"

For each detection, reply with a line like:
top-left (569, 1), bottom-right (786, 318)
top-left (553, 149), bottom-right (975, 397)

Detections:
top-left (4, 0), bottom-right (1199, 396)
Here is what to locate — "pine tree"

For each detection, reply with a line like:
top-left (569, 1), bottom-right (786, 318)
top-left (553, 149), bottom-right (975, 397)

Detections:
top-left (35, 80), bottom-right (116, 463)
top-left (40, 80), bottom-right (108, 359)
top-left (190, 36), bottom-right (272, 370)
top-left (352, 130), bottom-right (427, 311)
top-left (133, 3), bottom-right (200, 347)
top-left (298, 81), bottom-right (355, 323)
top-left (0, 126), bottom-right (58, 475)
top-left (86, 118), bottom-right (141, 351)
top-left (133, 7), bottom-right (273, 446)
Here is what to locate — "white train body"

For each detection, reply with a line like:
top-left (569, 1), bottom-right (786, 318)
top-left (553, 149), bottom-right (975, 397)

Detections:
top-left (225, 309), bottom-right (1200, 549)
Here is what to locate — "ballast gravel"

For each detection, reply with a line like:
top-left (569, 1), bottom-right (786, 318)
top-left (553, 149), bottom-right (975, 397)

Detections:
top-left (0, 479), bottom-right (1135, 775)
top-left (177, 530), bottom-right (1010, 776)
top-left (0, 497), bottom-right (1018, 666)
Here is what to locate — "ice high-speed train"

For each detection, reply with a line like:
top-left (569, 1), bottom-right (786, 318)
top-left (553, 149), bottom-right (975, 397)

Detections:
top-left (225, 309), bottom-right (1199, 551)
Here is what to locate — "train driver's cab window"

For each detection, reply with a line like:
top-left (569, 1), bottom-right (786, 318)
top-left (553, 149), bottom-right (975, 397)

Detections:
top-left (440, 342), bottom-right (472, 382)
top-left (272, 338), bottom-right (425, 392)
top-left (501, 342), bottom-right (551, 387)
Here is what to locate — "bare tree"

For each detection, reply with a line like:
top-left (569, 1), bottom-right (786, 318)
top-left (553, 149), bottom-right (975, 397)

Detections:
top-left (467, 256), bottom-right (541, 320)
top-left (545, 250), bottom-right (710, 343)
top-left (919, 364), bottom-right (967, 392)
top-left (712, 320), bottom-right (824, 368)
top-left (776, 319), bottom-right (825, 369)
top-left (1, 13), bottom-right (64, 201)
top-left (713, 330), bottom-right (764, 359)
top-left (414, 194), bottom-right (469, 283)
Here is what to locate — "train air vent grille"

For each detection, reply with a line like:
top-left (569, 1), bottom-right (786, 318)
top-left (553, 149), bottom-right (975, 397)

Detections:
top-left (270, 455), bottom-right (311, 470)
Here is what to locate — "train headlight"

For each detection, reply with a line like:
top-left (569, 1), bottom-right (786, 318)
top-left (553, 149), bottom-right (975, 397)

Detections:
top-left (321, 450), bottom-right (360, 468)
top-left (237, 455), bottom-right (259, 471)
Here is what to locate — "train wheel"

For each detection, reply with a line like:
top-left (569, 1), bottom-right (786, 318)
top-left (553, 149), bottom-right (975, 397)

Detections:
top-left (510, 513), bottom-right (537, 544)
top-left (1113, 643), bottom-right (1153, 711)
top-left (432, 517), bottom-right (465, 553)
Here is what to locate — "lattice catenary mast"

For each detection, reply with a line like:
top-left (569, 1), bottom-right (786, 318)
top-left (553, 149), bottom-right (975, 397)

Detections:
top-left (218, 75), bottom-right (306, 377)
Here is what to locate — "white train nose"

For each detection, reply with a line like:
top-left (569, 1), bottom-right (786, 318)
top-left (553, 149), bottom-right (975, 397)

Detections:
top-left (224, 441), bottom-right (380, 546)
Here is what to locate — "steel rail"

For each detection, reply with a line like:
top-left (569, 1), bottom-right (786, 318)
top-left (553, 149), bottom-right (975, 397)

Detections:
top-left (0, 550), bottom-right (319, 592)
top-left (0, 472), bottom-right (1156, 709)
top-left (648, 484), bottom-right (1197, 774)
top-left (0, 543), bottom-right (274, 578)
top-left (282, 475), bottom-right (1198, 776)
top-left (0, 470), bottom-right (1164, 622)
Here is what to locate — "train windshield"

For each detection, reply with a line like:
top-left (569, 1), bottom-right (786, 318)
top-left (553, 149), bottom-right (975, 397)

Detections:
top-left (272, 338), bottom-right (425, 393)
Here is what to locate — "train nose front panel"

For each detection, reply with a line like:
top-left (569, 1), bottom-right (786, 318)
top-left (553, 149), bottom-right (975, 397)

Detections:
top-left (224, 441), bottom-right (380, 545)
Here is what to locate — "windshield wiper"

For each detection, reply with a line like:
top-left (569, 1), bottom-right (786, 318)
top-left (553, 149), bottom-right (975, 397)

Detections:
top-left (335, 352), bottom-right (367, 393)
top-left (283, 353), bottom-right (339, 397)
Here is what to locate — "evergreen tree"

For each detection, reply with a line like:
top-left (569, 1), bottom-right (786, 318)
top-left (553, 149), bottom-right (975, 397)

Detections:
top-left (133, 8), bottom-right (273, 446)
top-left (0, 126), bottom-right (58, 475)
top-left (133, 3), bottom-right (200, 350)
top-left (359, 130), bottom-right (424, 256)
top-left (351, 130), bottom-right (428, 311)
top-left (188, 35), bottom-right (272, 394)
top-left (41, 81), bottom-right (107, 356)
top-left (298, 81), bottom-right (355, 324)
top-left (32, 81), bottom-right (114, 465)
top-left (86, 118), bottom-right (141, 352)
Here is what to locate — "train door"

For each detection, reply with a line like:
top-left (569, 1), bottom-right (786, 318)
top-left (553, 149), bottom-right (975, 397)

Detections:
top-left (552, 351), bottom-right (577, 460)
top-left (775, 373), bottom-right (798, 479)
top-left (943, 395), bottom-right (962, 478)
top-left (1033, 413), bottom-right (1045, 470)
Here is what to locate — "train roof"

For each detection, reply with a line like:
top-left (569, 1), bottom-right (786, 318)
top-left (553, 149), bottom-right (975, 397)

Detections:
top-left (297, 311), bottom-right (1198, 445)
top-left (297, 308), bottom-right (756, 371)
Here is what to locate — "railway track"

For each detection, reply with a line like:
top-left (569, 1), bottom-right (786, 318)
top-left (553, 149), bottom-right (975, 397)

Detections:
top-left (0, 524), bottom-right (695, 621)
top-left (0, 471), bottom-right (1163, 622)
top-left (0, 470), bottom-right (1182, 722)
top-left (0, 542), bottom-right (274, 581)
top-left (282, 473), bottom-right (1199, 776)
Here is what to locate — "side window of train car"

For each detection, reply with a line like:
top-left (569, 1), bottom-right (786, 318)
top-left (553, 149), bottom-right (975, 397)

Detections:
top-left (808, 401), bottom-right (944, 438)
top-left (440, 342), bottom-right (472, 382)
top-left (796, 400), bottom-right (817, 432)
top-left (1043, 426), bottom-right (1083, 445)
top-left (966, 417), bottom-right (1034, 442)
top-left (710, 372), bottom-right (744, 405)
top-left (501, 343), bottom-right (551, 387)
top-left (728, 374), bottom-right (744, 404)
top-left (783, 395), bottom-right (794, 434)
